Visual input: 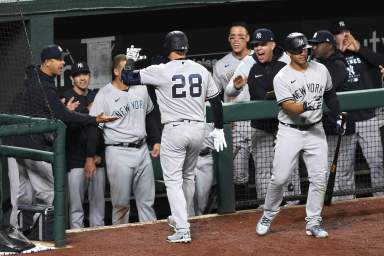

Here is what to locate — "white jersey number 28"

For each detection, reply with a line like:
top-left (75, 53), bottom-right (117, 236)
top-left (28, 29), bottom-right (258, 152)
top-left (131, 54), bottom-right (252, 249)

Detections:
top-left (172, 74), bottom-right (202, 98)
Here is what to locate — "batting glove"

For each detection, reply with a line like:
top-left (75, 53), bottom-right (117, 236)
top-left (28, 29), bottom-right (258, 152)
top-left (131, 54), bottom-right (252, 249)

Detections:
top-left (336, 112), bottom-right (347, 135)
top-left (303, 96), bottom-right (322, 111)
top-left (126, 45), bottom-right (147, 62)
top-left (209, 128), bottom-right (227, 152)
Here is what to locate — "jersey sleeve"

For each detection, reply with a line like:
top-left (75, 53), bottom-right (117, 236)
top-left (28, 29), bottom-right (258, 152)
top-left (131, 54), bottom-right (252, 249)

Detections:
top-left (324, 67), bottom-right (333, 92)
top-left (206, 72), bottom-right (221, 99)
top-left (212, 63), bottom-right (224, 91)
top-left (89, 92), bottom-right (105, 117)
top-left (234, 55), bottom-right (255, 78)
top-left (273, 73), bottom-right (293, 104)
top-left (139, 64), bottom-right (164, 86)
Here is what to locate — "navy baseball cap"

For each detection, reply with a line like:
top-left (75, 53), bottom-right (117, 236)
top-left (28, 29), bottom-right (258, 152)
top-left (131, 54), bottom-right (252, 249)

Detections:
top-left (71, 62), bottom-right (90, 77)
top-left (308, 30), bottom-right (336, 44)
top-left (330, 20), bottom-right (351, 35)
top-left (250, 28), bottom-right (275, 45)
top-left (40, 44), bottom-right (68, 62)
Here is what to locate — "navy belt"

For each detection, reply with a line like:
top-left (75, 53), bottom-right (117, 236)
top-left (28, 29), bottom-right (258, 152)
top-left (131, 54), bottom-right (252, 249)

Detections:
top-left (199, 147), bottom-right (212, 156)
top-left (279, 120), bottom-right (321, 131)
top-left (106, 138), bottom-right (145, 148)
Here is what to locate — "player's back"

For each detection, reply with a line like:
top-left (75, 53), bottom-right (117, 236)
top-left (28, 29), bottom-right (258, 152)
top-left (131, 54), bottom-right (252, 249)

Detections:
top-left (140, 59), bottom-right (219, 124)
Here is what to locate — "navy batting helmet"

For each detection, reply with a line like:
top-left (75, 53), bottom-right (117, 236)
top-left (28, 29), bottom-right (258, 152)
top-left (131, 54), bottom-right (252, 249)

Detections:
top-left (284, 32), bottom-right (311, 54)
top-left (163, 30), bottom-right (189, 57)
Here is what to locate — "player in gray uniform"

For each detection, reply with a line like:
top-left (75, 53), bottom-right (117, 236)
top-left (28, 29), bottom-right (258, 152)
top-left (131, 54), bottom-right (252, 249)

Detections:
top-left (225, 28), bottom-right (301, 206)
top-left (86, 54), bottom-right (161, 225)
top-left (213, 22), bottom-right (253, 188)
top-left (122, 31), bottom-right (226, 243)
top-left (256, 33), bottom-right (343, 238)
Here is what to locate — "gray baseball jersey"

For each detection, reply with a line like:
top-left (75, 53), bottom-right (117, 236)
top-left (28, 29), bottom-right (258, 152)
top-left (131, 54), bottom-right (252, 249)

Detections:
top-left (138, 59), bottom-right (218, 230)
top-left (90, 83), bottom-right (157, 224)
top-left (213, 51), bottom-right (253, 102)
top-left (274, 61), bottom-right (332, 125)
top-left (89, 83), bottom-right (154, 144)
top-left (139, 59), bottom-right (219, 124)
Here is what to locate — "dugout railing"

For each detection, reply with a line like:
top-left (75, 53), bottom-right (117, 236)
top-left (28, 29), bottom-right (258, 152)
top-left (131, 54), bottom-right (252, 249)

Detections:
top-left (0, 114), bottom-right (66, 247)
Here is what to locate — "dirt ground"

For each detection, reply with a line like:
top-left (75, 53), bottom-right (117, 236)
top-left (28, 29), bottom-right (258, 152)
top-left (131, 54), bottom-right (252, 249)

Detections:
top-left (29, 197), bottom-right (384, 256)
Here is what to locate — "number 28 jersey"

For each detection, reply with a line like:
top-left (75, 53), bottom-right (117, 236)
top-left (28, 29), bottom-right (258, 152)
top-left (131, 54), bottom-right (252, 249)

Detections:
top-left (139, 59), bottom-right (220, 124)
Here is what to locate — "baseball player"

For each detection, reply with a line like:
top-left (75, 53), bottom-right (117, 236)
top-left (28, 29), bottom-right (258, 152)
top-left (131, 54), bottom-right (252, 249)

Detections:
top-left (122, 31), bottom-right (226, 243)
top-left (213, 22), bottom-right (253, 189)
top-left (62, 62), bottom-right (106, 228)
top-left (330, 20), bottom-right (384, 197)
top-left (85, 54), bottom-right (161, 225)
top-left (309, 30), bottom-right (355, 202)
top-left (225, 28), bottom-right (301, 206)
top-left (256, 32), bottom-right (342, 238)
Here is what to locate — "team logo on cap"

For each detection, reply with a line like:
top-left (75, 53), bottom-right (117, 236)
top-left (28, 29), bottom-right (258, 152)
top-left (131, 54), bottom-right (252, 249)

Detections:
top-left (297, 38), bottom-right (304, 46)
top-left (57, 46), bottom-right (63, 52)
top-left (256, 32), bottom-right (262, 39)
top-left (338, 21), bottom-right (346, 27)
top-left (78, 63), bottom-right (84, 68)
top-left (313, 32), bottom-right (318, 38)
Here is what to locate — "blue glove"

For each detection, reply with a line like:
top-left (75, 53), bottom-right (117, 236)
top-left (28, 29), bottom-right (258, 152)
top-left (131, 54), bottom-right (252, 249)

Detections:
top-left (121, 70), bottom-right (141, 86)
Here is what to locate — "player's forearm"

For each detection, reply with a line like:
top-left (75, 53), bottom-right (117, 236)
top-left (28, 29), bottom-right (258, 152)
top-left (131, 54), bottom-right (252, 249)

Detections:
top-left (281, 100), bottom-right (305, 115)
top-left (47, 89), bottom-right (97, 125)
top-left (121, 70), bottom-right (142, 85)
top-left (324, 89), bottom-right (341, 115)
top-left (146, 106), bottom-right (162, 146)
top-left (208, 95), bottom-right (224, 129)
top-left (358, 46), bottom-right (384, 67)
top-left (86, 125), bottom-right (100, 157)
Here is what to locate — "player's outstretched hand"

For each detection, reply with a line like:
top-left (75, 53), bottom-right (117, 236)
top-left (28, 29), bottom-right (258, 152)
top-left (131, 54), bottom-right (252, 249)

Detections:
top-left (209, 128), bottom-right (227, 152)
top-left (150, 143), bottom-right (160, 158)
top-left (95, 112), bottom-right (119, 123)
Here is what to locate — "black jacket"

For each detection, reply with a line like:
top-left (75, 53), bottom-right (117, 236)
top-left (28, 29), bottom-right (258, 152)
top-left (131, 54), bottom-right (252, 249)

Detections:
top-left (341, 47), bottom-right (384, 121)
top-left (247, 46), bottom-right (287, 134)
top-left (317, 51), bottom-right (355, 135)
top-left (62, 88), bottom-right (105, 170)
top-left (14, 66), bottom-right (97, 151)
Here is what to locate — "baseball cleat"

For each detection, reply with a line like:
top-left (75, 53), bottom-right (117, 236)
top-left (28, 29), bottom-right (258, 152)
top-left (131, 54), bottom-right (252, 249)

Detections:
top-left (256, 216), bottom-right (272, 236)
top-left (167, 216), bottom-right (176, 231)
top-left (306, 225), bottom-right (328, 238)
top-left (167, 230), bottom-right (191, 243)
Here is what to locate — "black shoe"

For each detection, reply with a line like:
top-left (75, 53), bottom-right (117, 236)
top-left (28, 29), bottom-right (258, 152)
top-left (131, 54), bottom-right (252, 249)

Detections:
top-left (6, 226), bottom-right (36, 250)
top-left (0, 229), bottom-right (24, 252)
